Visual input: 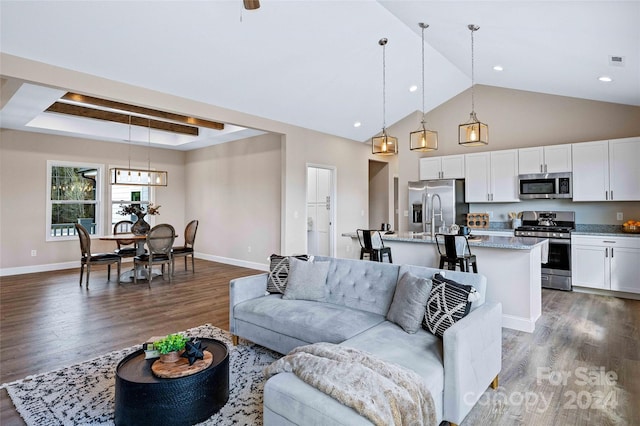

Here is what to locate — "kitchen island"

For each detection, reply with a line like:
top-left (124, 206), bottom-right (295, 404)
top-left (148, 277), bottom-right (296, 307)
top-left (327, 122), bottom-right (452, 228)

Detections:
top-left (343, 232), bottom-right (549, 332)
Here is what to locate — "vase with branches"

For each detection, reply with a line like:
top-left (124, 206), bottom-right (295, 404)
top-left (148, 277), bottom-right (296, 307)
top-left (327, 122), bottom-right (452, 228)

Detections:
top-left (118, 203), bottom-right (161, 235)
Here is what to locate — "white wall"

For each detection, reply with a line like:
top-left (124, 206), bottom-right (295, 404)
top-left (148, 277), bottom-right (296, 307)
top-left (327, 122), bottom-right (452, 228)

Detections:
top-left (184, 133), bottom-right (282, 267)
top-left (281, 127), bottom-right (371, 259)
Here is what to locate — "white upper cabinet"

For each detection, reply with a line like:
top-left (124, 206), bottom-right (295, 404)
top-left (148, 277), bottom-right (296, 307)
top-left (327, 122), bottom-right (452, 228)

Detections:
top-left (609, 137), bottom-right (640, 201)
top-left (465, 149), bottom-right (519, 202)
top-left (518, 144), bottom-right (572, 174)
top-left (572, 137), bottom-right (640, 201)
top-left (419, 155), bottom-right (465, 180)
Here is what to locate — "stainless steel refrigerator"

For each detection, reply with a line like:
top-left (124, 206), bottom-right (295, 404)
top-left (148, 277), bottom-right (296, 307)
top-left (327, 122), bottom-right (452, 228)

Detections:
top-left (408, 179), bottom-right (468, 234)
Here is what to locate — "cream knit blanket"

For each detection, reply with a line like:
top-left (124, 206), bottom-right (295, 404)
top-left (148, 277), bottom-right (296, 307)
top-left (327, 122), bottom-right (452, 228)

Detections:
top-left (263, 342), bottom-right (437, 426)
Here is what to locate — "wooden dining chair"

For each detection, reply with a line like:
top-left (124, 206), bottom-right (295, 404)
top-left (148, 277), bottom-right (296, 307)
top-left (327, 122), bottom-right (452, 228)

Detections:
top-left (113, 220), bottom-right (137, 258)
top-left (172, 220), bottom-right (199, 275)
top-left (134, 224), bottom-right (175, 287)
top-left (75, 223), bottom-right (121, 288)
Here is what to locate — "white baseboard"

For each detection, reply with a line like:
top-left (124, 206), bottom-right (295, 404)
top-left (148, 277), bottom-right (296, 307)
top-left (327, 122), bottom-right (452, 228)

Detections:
top-left (0, 255), bottom-right (265, 277)
top-left (572, 286), bottom-right (640, 301)
top-left (193, 252), bottom-right (269, 272)
top-left (0, 261), bottom-right (79, 277)
top-left (501, 314), bottom-right (536, 333)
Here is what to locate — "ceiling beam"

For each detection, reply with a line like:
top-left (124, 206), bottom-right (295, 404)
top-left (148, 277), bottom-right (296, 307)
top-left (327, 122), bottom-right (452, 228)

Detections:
top-left (46, 102), bottom-right (200, 136)
top-left (61, 92), bottom-right (225, 131)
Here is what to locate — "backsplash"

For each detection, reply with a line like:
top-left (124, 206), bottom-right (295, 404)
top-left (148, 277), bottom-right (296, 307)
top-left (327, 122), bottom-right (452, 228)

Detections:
top-left (468, 199), bottom-right (640, 225)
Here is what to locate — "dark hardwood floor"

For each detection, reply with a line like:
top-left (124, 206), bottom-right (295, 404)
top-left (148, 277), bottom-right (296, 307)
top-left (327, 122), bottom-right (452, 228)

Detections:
top-left (1, 260), bottom-right (638, 425)
top-left (1, 259), bottom-right (262, 425)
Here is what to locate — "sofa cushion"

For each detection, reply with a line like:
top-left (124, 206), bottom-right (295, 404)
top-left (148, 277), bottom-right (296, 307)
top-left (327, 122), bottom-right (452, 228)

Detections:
top-left (234, 295), bottom-right (385, 345)
top-left (314, 256), bottom-right (399, 316)
top-left (341, 321), bottom-right (444, 399)
top-left (283, 258), bottom-right (329, 302)
top-left (267, 254), bottom-right (309, 294)
top-left (423, 273), bottom-right (476, 338)
top-left (386, 272), bottom-right (432, 334)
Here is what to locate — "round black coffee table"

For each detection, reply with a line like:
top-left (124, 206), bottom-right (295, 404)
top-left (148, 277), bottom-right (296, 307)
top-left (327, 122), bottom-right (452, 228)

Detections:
top-left (115, 338), bottom-right (229, 426)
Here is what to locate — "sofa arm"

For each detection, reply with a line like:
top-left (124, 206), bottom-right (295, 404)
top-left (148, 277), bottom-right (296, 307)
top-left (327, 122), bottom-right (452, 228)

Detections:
top-left (229, 273), bottom-right (269, 334)
top-left (443, 301), bottom-right (502, 425)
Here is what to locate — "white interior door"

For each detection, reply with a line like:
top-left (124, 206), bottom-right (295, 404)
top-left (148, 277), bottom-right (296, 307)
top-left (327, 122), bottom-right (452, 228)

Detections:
top-left (307, 166), bottom-right (334, 256)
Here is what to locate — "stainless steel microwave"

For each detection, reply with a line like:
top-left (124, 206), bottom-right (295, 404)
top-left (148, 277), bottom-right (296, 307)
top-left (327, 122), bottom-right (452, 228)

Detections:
top-left (518, 172), bottom-right (572, 199)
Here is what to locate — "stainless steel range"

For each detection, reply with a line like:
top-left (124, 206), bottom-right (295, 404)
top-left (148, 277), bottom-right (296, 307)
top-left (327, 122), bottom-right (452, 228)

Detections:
top-left (514, 211), bottom-right (575, 291)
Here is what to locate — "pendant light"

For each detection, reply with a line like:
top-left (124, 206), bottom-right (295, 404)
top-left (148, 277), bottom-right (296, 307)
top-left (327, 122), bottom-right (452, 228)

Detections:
top-left (458, 24), bottom-right (488, 146)
top-left (371, 38), bottom-right (398, 155)
top-left (110, 116), bottom-right (168, 186)
top-left (410, 23), bottom-right (438, 152)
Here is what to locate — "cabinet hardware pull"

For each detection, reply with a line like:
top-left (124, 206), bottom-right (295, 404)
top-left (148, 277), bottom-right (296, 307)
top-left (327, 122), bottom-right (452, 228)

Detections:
top-left (611, 248), bottom-right (614, 258)
top-left (602, 240), bottom-right (616, 243)
top-left (610, 190), bottom-right (613, 200)
top-left (605, 191), bottom-right (608, 200)
top-left (605, 247), bottom-right (608, 257)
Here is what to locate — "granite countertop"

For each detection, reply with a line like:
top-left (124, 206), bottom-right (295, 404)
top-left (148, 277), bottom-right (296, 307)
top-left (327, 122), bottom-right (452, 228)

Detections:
top-left (573, 224), bottom-right (640, 238)
top-left (343, 232), bottom-right (548, 250)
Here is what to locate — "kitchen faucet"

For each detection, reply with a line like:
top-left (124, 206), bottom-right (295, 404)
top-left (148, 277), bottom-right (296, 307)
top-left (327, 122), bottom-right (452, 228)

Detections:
top-left (430, 194), bottom-right (443, 239)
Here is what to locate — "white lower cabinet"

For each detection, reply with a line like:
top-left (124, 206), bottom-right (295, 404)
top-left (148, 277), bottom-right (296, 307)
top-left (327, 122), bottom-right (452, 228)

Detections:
top-left (572, 235), bottom-right (640, 294)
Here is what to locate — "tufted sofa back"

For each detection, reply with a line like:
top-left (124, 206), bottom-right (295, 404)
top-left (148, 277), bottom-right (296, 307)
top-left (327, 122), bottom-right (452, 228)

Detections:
top-left (314, 256), bottom-right (400, 316)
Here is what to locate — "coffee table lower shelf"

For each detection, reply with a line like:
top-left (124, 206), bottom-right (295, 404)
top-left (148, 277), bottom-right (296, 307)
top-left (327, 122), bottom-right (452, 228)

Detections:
top-left (114, 338), bottom-right (229, 426)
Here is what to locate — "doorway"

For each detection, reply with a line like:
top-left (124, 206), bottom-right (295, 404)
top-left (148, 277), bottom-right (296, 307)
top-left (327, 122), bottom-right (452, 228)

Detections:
top-left (368, 160), bottom-right (390, 230)
top-left (306, 165), bottom-right (335, 256)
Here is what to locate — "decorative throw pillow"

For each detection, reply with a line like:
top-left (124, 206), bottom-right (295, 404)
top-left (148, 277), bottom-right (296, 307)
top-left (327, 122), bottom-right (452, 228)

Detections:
top-left (282, 257), bottom-right (329, 302)
top-left (386, 272), bottom-right (433, 334)
top-left (266, 254), bottom-right (309, 294)
top-left (422, 273), bottom-right (477, 338)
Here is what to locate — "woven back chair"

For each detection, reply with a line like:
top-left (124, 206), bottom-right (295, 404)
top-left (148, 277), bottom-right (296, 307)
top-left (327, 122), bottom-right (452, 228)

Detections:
top-left (134, 223), bottom-right (175, 286)
top-left (75, 223), bottom-right (121, 288)
top-left (172, 219), bottom-right (199, 274)
top-left (113, 220), bottom-right (138, 258)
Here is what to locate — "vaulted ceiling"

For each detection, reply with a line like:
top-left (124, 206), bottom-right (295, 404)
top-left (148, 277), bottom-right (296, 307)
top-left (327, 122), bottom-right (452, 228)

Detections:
top-left (1, 1), bottom-right (638, 150)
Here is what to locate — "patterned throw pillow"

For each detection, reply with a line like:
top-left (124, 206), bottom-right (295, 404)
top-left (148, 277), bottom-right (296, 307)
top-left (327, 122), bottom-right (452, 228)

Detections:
top-left (422, 273), bottom-right (477, 338)
top-left (266, 254), bottom-right (309, 294)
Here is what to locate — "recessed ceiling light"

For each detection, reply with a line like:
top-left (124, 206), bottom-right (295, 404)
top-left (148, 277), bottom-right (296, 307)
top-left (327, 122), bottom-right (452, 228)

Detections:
top-left (353, 121), bottom-right (361, 128)
top-left (409, 85), bottom-right (418, 92)
top-left (598, 76), bottom-right (613, 82)
top-left (493, 65), bottom-right (503, 71)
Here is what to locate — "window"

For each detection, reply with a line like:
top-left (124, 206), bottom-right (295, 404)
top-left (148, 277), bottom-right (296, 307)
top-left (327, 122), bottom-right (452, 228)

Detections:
top-left (111, 184), bottom-right (152, 227)
top-left (47, 161), bottom-right (103, 240)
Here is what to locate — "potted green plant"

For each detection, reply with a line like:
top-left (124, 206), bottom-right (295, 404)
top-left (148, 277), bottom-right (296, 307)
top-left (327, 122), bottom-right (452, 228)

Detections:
top-left (154, 333), bottom-right (188, 363)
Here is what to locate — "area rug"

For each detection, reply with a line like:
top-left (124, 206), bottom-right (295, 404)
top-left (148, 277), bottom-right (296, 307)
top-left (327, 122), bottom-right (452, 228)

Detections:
top-left (1, 324), bottom-right (281, 425)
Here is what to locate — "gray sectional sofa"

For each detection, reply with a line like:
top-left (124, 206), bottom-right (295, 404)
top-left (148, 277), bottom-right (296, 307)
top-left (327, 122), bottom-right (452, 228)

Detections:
top-left (229, 256), bottom-right (502, 426)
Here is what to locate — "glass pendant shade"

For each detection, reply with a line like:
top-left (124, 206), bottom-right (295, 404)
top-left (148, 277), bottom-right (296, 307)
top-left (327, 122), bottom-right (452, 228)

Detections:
top-left (372, 38), bottom-right (397, 156)
top-left (410, 23), bottom-right (438, 152)
top-left (459, 24), bottom-right (488, 147)
top-left (458, 112), bottom-right (488, 146)
top-left (110, 168), bottom-right (168, 186)
top-left (372, 129), bottom-right (398, 155)
top-left (410, 121), bottom-right (438, 151)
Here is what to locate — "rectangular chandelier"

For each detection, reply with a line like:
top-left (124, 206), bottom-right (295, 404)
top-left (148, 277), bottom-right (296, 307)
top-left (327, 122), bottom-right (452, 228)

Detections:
top-left (110, 168), bottom-right (168, 186)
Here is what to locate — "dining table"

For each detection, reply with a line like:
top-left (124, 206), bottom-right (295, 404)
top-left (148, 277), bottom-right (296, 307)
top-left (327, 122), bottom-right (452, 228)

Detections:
top-left (100, 233), bottom-right (178, 282)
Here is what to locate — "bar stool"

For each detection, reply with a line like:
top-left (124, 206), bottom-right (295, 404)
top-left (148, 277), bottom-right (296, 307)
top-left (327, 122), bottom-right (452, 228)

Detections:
top-left (357, 229), bottom-right (392, 263)
top-left (436, 233), bottom-right (478, 273)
